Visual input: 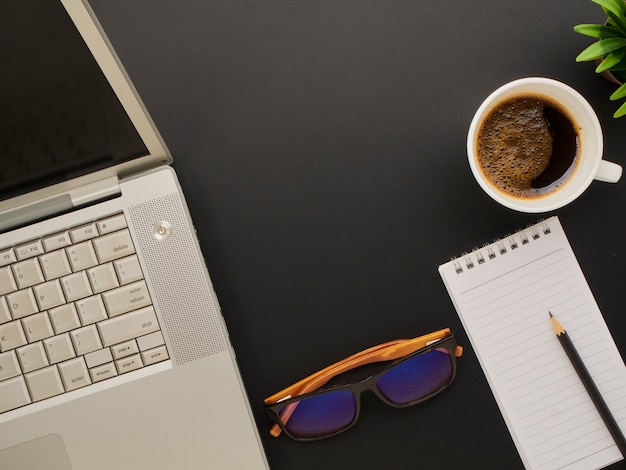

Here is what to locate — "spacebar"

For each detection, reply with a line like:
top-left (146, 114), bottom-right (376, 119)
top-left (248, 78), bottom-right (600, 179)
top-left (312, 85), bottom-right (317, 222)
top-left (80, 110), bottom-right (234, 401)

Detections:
top-left (97, 307), bottom-right (160, 347)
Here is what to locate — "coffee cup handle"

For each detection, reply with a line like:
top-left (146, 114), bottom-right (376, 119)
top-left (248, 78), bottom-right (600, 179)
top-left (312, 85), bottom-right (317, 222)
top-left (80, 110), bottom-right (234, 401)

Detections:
top-left (595, 160), bottom-right (622, 183)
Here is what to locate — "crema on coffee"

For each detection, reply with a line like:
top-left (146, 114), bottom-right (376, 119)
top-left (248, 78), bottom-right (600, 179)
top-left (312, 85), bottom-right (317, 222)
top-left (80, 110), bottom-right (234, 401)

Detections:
top-left (475, 94), bottom-right (580, 199)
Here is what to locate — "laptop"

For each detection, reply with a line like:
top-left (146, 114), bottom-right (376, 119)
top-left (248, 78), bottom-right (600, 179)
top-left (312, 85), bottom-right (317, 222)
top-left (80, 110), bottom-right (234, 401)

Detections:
top-left (0, 1), bottom-right (268, 468)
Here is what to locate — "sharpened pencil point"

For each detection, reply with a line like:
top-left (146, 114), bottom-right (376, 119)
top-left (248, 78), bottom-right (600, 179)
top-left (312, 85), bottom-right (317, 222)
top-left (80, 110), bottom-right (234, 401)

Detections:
top-left (549, 311), bottom-right (565, 335)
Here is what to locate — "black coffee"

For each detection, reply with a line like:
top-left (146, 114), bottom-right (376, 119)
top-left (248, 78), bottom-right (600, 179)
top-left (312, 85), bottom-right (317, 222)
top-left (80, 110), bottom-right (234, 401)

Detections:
top-left (476, 94), bottom-right (580, 199)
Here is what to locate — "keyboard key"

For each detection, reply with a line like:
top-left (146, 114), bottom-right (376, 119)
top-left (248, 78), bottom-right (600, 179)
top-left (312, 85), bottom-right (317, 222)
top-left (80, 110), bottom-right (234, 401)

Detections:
top-left (33, 280), bottom-right (66, 311)
top-left (25, 366), bottom-right (64, 402)
top-left (69, 223), bottom-right (98, 243)
top-left (43, 333), bottom-right (76, 364)
top-left (42, 231), bottom-right (72, 252)
top-left (0, 350), bottom-right (21, 380)
top-left (15, 240), bottom-right (44, 261)
top-left (0, 249), bottom-right (16, 268)
top-left (0, 376), bottom-right (31, 412)
top-left (97, 306), bottom-right (160, 347)
top-left (70, 325), bottom-right (102, 356)
top-left (111, 340), bottom-right (139, 360)
top-left (39, 249), bottom-right (72, 280)
top-left (0, 297), bottom-right (11, 324)
top-left (87, 263), bottom-right (119, 293)
top-left (115, 353), bottom-right (143, 374)
top-left (60, 271), bottom-right (93, 302)
top-left (137, 331), bottom-right (165, 352)
top-left (22, 312), bottom-right (54, 342)
top-left (84, 348), bottom-right (113, 369)
top-left (17, 342), bottom-right (49, 373)
top-left (66, 241), bottom-right (98, 272)
top-left (92, 229), bottom-right (135, 264)
top-left (49, 304), bottom-right (81, 334)
top-left (0, 266), bottom-right (17, 295)
top-left (6, 288), bottom-right (39, 319)
top-left (96, 214), bottom-right (127, 235)
top-left (141, 345), bottom-right (169, 366)
top-left (0, 320), bottom-right (27, 352)
top-left (58, 357), bottom-right (91, 392)
top-left (102, 280), bottom-right (151, 317)
top-left (75, 295), bottom-right (107, 326)
top-left (89, 362), bottom-right (118, 383)
top-left (12, 258), bottom-right (45, 289)
top-left (113, 255), bottom-right (143, 285)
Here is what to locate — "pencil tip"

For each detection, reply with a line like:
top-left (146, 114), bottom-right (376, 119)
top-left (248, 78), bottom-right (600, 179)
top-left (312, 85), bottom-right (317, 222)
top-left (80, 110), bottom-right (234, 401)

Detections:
top-left (549, 311), bottom-right (553, 318)
top-left (549, 312), bottom-right (566, 335)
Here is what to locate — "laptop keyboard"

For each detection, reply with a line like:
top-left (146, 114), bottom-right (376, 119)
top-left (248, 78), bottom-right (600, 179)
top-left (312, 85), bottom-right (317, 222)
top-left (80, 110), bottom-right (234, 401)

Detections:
top-left (0, 213), bottom-right (169, 414)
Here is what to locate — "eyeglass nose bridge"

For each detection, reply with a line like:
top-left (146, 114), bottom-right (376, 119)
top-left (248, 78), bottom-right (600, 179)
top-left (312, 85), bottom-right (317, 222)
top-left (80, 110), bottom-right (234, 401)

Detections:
top-left (349, 370), bottom-right (398, 407)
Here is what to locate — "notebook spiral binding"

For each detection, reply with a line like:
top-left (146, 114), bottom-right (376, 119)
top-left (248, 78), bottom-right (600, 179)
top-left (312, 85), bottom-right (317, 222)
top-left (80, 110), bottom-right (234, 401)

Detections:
top-left (453, 220), bottom-right (552, 275)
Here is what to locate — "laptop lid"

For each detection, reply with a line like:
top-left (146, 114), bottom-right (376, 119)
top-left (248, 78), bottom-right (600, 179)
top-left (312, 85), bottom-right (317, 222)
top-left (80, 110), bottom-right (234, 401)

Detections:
top-left (0, 0), bottom-right (171, 228)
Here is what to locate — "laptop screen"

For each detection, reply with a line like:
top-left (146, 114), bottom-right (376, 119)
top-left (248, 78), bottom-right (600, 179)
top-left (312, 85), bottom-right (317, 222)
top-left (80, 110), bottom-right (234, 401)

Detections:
top-left (0, 1), bottom-right (148, 202)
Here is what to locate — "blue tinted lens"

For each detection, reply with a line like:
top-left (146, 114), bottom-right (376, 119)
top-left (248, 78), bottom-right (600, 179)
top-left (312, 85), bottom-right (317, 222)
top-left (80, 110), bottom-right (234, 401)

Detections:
top-left (279, 390), bottom-right (356, 438)
top-left (375, 348), bottom-right (452, 405)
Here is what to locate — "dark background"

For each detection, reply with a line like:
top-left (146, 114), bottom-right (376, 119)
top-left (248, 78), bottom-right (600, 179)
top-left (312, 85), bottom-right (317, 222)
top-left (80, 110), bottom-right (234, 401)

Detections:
top-left (89, 1), bottom-right (626, 468)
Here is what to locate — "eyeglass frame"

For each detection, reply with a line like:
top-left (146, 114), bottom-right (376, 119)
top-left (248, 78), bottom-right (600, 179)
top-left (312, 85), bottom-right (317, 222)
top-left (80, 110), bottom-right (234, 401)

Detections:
top-left (264, 328), bottom-right (463, 441)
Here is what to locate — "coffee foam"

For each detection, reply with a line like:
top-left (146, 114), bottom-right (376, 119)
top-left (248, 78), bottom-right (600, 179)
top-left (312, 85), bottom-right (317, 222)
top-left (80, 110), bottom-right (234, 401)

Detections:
top-left (476, 96), bottom-right (558, 198)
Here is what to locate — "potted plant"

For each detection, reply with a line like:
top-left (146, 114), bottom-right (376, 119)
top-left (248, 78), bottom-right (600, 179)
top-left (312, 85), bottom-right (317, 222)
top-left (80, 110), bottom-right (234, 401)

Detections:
top-left (574, 0), bottom-right (626, 117)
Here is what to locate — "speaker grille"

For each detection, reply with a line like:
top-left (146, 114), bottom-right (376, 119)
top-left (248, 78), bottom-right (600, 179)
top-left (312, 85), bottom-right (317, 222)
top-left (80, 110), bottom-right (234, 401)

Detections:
top-left (127, 193), bottom-right (227, 365)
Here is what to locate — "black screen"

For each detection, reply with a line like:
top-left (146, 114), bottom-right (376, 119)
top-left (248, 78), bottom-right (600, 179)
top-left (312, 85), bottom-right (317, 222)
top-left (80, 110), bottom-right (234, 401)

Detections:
top-left (0, 2), bottom-right (149, 201)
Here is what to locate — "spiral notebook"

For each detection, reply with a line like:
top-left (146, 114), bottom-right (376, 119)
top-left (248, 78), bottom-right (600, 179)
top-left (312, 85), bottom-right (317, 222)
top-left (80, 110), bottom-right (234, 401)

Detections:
top-left (439, 216), bottom-right (626, 470)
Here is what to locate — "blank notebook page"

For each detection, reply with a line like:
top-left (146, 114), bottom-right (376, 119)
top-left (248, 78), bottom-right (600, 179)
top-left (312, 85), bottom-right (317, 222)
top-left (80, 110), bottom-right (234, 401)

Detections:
top-left (439, 216), bottom-right (626, 470)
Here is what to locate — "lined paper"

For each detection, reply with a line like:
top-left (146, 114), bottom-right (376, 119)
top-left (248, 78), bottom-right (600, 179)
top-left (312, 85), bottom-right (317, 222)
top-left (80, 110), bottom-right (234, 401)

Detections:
top-left (439, 217), bottom-right (626, 470)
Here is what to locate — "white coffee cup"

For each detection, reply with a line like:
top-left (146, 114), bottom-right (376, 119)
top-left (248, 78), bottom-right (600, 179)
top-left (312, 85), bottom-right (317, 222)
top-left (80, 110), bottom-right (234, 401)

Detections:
top-left (467, 77), bottom-right (622, 213)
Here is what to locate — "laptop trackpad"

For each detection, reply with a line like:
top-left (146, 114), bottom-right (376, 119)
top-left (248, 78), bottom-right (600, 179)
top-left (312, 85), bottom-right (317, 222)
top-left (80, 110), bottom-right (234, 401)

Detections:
top-left (0, 434), bottom-right (72, 470)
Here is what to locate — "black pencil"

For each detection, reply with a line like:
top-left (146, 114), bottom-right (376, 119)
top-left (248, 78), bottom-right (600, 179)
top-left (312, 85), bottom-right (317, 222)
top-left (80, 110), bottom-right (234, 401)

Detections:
top-left (549, 312), bottom-right (626, 459)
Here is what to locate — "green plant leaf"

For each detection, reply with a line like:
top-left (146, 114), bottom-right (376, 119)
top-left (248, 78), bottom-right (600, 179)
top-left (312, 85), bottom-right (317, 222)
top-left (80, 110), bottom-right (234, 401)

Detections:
top-left (610, 82), bottom-right (626, 100)
top-left (574, 24), bottom-right (623, 38)
top-left (605, 8), bottom-right (626, 35)
top-left (593, 0), bottom-right (626, 19)
top-left (596, 48), bottom-right (626, 71)
top-left (610, 61), bottom-right (626, 70)
top-left (613, 100), bottom-right (626, 117)
top-left (605, 59), bottom-right (626, 72)
top-left (576, 38), bottom-right (626, 61)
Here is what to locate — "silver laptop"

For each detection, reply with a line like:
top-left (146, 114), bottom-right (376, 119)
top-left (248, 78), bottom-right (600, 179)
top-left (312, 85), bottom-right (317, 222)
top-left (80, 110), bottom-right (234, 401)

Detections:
top-left (0, 1), bottom-right (268, 468)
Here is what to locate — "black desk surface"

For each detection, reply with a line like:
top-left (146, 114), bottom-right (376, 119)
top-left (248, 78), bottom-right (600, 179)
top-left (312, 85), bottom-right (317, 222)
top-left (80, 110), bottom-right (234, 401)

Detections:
top-left (90, 1), bottom-right (626, 468)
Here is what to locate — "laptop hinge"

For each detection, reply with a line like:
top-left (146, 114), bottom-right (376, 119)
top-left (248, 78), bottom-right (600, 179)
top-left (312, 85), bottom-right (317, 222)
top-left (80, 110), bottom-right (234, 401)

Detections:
top-left (0, 176), bottom-right (121, 233)
top-left (69, 176), bottom-right (121, 207)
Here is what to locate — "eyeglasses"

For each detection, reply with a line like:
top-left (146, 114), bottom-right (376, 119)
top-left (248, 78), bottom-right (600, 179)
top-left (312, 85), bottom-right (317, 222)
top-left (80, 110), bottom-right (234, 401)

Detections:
top-left (264, 328), bottom-right (462, 441)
